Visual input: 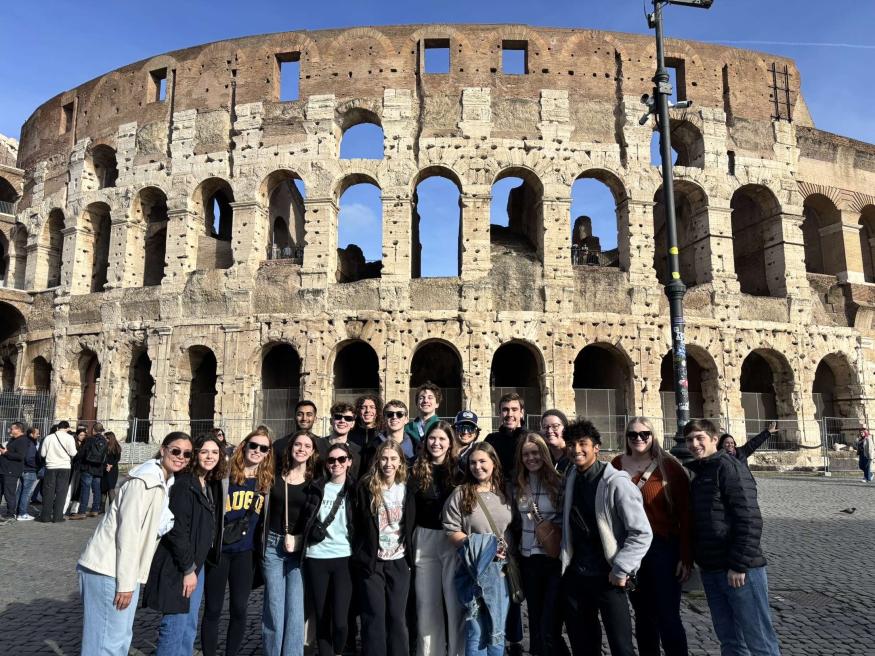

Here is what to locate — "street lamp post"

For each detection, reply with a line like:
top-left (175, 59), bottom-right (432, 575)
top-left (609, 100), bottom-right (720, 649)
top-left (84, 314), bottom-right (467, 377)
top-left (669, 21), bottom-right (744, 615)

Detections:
top-left (643, 0), bottom-right (713, 461)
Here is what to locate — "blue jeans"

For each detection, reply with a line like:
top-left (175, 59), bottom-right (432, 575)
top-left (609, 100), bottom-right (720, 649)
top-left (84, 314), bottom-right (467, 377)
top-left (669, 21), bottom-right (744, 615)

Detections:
top-left (860, 456), bottom-right (872, 481)
top-left (16, 471), bottom-right (37, 516)
top-left (156, 568), bottom-right (205, 656)
top-left (261, 531), bottom-right (305, 656)
top-left (464, 562), bottom-right (509, 656)
top-left (701, 566), bottom-right (782, 656)
top-left (79, 472), bottom-right (102, 513)
top-left (78, 565), bottom-right (141, 656)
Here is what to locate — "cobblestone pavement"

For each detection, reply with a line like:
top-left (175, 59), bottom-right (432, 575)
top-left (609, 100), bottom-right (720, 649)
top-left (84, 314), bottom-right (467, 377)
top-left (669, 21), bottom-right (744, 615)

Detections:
top-left (0, 475), bottom-right (872, 655)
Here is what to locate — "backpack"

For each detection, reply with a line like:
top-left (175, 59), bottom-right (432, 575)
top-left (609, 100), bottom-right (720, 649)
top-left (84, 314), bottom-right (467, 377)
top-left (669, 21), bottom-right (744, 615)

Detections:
top-left (84, 435), bottom-right (108, 465)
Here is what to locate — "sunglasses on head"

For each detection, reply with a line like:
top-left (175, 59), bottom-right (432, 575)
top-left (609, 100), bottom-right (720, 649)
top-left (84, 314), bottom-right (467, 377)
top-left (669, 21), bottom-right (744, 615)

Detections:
top-left (167, 447), bottom-right (193, 459)
top-left (327, 455), bottom-right (349, 465)
top-left (333, 414), bottom-right (355, 422)
top-left (246, 442), bottom-right (271, 453)
top-left (384, 410), bottom-right (406, 419)
top-left (626, 430), bottom-right (652, 442)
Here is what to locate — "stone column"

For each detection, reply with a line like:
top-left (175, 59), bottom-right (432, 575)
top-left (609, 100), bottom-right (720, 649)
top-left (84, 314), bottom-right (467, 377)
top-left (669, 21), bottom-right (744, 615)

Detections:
top-left (301, 196), bottom-right (338, 289)
top-left (827, 214), bottom-right (864, 283)
top-left (380, 187), bottom-right (412, 281)
top-left (625, 198), bottom-right (662, 314)
top-left (104, 216), bottom-right (139, 289)
top-left (460, 187), bottom-right (493, 313)
top-left (230, 200), bottom-right (269, 277)
top-left (162, 208), bottom-right (200, 287)
top-left (65, 222), bottom-right (94, 295)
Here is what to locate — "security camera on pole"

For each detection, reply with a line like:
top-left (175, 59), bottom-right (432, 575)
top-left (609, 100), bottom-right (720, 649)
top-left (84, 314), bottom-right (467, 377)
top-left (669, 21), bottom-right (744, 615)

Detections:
top-left (640, 0), bottom-right (713, 462)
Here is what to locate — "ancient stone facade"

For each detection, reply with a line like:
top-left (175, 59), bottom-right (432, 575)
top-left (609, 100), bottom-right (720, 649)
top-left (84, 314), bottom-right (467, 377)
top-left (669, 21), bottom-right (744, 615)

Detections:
top-left (2, 25), bottom-right (875, 461)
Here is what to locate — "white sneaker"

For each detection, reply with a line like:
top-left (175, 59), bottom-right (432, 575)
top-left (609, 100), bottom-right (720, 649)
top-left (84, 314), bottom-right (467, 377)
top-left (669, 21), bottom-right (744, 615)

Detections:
top-left (16, 514), bottom-right (34, 521)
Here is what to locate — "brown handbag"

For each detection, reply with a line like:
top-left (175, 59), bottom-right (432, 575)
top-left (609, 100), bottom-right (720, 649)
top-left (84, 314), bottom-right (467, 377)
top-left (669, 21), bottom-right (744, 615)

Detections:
top-left (530, 490), bottom-right (562, 559)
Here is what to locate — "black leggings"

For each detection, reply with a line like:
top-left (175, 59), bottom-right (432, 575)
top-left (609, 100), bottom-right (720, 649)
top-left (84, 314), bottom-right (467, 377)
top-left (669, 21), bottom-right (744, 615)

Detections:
top-left (201, 550), bottom-right (253, 656)
top-left (305, 557), bottom-right (353, 656)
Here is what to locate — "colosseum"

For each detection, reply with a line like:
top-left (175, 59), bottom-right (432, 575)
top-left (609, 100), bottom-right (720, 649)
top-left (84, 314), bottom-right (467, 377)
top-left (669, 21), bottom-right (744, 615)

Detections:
top-left (1, 24), bottom-right (874, 465)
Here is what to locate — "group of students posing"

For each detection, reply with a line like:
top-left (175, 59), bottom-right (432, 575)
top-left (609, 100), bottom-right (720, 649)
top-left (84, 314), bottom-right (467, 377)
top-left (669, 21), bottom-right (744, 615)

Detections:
top-left (76, 383), bottom-right (783, 656)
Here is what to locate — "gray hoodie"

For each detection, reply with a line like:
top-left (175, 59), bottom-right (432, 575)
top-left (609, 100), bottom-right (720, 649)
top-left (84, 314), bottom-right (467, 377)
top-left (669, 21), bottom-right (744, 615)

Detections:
top-left (560, 462), bottom-right (653, 579)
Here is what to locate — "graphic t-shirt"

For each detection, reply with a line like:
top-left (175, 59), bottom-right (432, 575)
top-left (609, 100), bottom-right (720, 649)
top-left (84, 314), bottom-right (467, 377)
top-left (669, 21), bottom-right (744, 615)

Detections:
top-left (223, 477), bottom-right (264, 553)
top-left (377, 482), bottom-right (406, 561)
top-left (307, 481), bottom-right (351, 560)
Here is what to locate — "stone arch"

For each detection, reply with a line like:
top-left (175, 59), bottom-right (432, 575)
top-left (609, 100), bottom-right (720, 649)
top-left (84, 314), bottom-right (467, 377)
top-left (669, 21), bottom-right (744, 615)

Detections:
top-left (338, 106), bottom-right (384, 160)
top-left (186, 345), bottom-right (218, 435)
top-left (333, 339), bottom-right (381, 404)
top-left (570, 168), bottom-right (628, 270)
top-left (29, 355), bottom-right (52, 392)
top-left (335, 173), bottom-right (382, 282)
top-left (573, 343), bottom-right (633, 444)
top-left (132, 186), bottom-right (169, 286)
top-left (77, 349), bottom-right (101, 422)
top-left (490, 339), bottom-right (546, 421)
top-left (653, 179), bottom-right (710, 287)
top-left (409, 339), bottom-right (464, 416)
top-left (659, 344), bottom-right (722, 423)
top-left (259, 342), bottom-right (302, 435)
top-left (730, 184), bottom-right (784, 297)
top-left (129, 349), bottom-right (154, 442)
top-left (260, 170), bottom-right (306, 261)
top-left (87, 144), bottom-right (119, 190)
top-left (192, 177), bottom-right (235, 270)
top-left (812, 351), bottom-right (862, 421)
top-left (802, 193), bottom-right (843, 276)
top-left (407, 25), bottom-right (476, 70)
top-left (39, 209), bottom-right (65, 288)
top-left (858, 205), bottom-right (875, 283)
top-left (79, 202), bottom-right (112, 292)
top-left (0, 301), bottom-right (26, 343)
top-left (667, 118), bottom-right (705, 168)
top-left (412, 166), bottom-right (463, 278)
top-left (739, 348), bottom-right (797, 439)
top-left (491, 166), bottom-right (545, 262)
top-left (0, 175), bottom-right (17, 209)
top-left (329, 26), bottom-right (396, 63)
top-left (9, 222), bottom-right (28, 289)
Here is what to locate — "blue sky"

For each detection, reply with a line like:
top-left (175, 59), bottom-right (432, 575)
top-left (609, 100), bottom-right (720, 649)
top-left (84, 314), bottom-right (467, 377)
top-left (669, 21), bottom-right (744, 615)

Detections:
top-left (3, 1), bottom-right (873, 275)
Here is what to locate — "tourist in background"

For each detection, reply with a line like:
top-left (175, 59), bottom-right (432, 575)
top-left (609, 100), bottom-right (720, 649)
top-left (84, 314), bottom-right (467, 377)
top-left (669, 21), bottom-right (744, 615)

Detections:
top-left (405, 382), bottom-right (442, 446)
top-left (39, 420), bottom-right (77, 523)
top-left (302, 442), bottom-right (357, 656)
top-left (612, 418), bottom-right (692, 656)
top-left (684, 419), bottom-right (782, 656)
top-left (143, 433), bottom-right (226, 656)
top-left (559, 419), bottom-right (652, 656)
top-left (857, 427), bottom-right (873, 482)
top-left (100, 431), bottom-right (122, 513)
top-left (77, 431), bottom-right (192, 656)
top-left (201, 430), bottom-right (274, 656)
top-left (410, 420), bottom-right (463, 656)
top-left (514, 433), bottom-right (568, 656)
top-left (211, 427), bottom-right (235, 458)
top-left (261, 431), bottom-right (319, 656)
top-left (71, 423), bottom-right (108, 520)
top-left (65, 426), bottom-right (88, 516)
top-left (350, 394), bottom-right (383, 449)
top-left (0, 422), bottom-right (28, 521)
top-left (443, 442), bottom-right (514, 656)
top-left (453, 410), bottom-right (480, 474)
top-left (14, 424), bottom-right (41, 520)
top-left (353, 440), bottom-right (416, 656)
top-left (718, 421), bottom-right (778, 468)
top-left (540, 410), bottom-right (571, 475)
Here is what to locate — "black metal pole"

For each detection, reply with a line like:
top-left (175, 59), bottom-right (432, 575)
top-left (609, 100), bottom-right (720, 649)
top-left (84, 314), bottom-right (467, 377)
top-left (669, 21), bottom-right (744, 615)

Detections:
top-left (652, 1), bottom-right (692, 461)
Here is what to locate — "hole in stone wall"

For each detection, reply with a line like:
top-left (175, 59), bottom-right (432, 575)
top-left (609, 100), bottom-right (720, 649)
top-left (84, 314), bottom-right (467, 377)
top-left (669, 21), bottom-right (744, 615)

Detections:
top-left (802, 194), bottom-right (842, 276)
top-left (334, 341), bottom-right (380, 404)
top-left (339, 109), bottom-right (383, 159)
top-left (149, 68), bottom-right (168, 103)
top-left (90, 145), bottom-right (119, 189)
top-left (570, 175), bottom-right (620, 268)
top-left (266, 174), bottom-right (306, 261)
top-left (337, 180), bottom-right (382, 282)
top-left (189, 346), bottom-right (217, 436)
top-left (61, 102), bottom-right (74, 134)
top-left (31, 356), bottom-right (51, 392)
top-left (129, 351), bottom-right (153, 442)
top-left (491, 169), bottom-right (543, 261)
top-left (423, 39), bottom-right (450, 74)
top-left (276, 52), bottom-right (300, 101)
top-left (412, 170), bottom-right (461, 278)
top-left (502, 40), bottom-right (528, 75)
top-left (42, 209), bottom-right (65, 288)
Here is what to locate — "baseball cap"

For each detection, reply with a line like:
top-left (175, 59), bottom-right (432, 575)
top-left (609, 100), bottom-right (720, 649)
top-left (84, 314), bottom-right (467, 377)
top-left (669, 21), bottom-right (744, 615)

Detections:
top-left (454, 410), bottom-right (478, 428)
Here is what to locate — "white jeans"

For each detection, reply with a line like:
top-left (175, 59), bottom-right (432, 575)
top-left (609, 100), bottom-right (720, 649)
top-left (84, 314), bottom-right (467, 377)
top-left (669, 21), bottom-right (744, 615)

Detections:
top-left (414, 526), bottom-right (463, 656)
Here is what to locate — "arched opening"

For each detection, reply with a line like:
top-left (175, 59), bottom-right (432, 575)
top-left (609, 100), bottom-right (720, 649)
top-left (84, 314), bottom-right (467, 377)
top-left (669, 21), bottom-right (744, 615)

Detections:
top-left (570, 171), bottom-right (625, 268)
top-left (802, 194), bottom-right (843, 276)
top-left (859, 206), bottom-right (875, 283)
top-left (81, 202), bottom-right (111, 293)
top-left (1, 356), bottom-right (16, 391)
top-left (129, 351), bottom-right (153, 442)
top-left (0, 301), bottom-right (25, 342)
top-left (189, 346), bottom-right (218, 436)
top-left (659, 346), bottom-right (722, 436)
top-left (0, 176), bottom-right (18, 213)
top-left (740, 349), bottom-right (795, 446)
top-left (731, 185), bottom-right (783, 296)
top-left (409, 341), bottom-right (463, 417)
top-left (491, 169), bottom-right (544, 261)
top-left (31, 356), bottom-right (51, 392)
top-left (337, 177), bottom-right (382, 282)
top-left (89, 144), bottom-right (119, 189)
top-left (136, 187), bottom-right (168, 286)
top-left (339, 110), bottom-right (384, 159)
top-left (9, 223), bottom-right (27, 289)
top-left (265, 171), bottom-right (306, 262)
top-left (412, 168), bottom-right (462, 278)
top-left (195, 178), bottom-right (234, 270)
top-left (813, 353), bottom-right (865, 447)
top-left (490, 342), bottom-right (543, 423)
top-left (41, 209), bottom-right (65, 288)
top-left (812, 360), bottom-right (836, 421)
top-left (573, 344), bottom-right (630, 445)
top-left (653, 181), bottom-right (709, 288)
top-left (78, 351), bottom-right (101, 422)
top-left (334, 341), bottom-right (380, 405)
top-left (649, 119), bottom-right (703, 169)
top-left (0, 232), bottom-right (7, 281)
top-left (260, 343), bottom-right (302, 436)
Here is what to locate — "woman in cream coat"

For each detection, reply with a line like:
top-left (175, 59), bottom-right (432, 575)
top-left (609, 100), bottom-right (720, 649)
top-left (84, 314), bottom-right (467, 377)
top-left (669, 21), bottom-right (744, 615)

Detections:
top-left (77, 432), bottom-right (193, 655)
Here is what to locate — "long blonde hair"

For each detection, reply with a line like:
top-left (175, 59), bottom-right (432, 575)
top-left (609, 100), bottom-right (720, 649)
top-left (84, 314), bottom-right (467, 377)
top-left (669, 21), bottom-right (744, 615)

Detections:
top-left (230, 430), bottom-right (275, 493)
top-left (514, 433), bottom-right (561, 506)
top-left (624, 416), bottom-right (678, 508)
top-left (367, 440), bottom-right (408, 514)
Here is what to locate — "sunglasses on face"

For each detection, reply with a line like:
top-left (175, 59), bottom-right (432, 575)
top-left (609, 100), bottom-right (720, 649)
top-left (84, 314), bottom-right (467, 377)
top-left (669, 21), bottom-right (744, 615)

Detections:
top-left (626, 431), bottom-right (652, 442)
top-left (167, 447), bottom-right (193, 459)
top-left (384, 410), bottom-right (406, 419)
top-left (333, 414), bottom-right (355, 422)
top-left (327, 455), bottom-right (349, 465)
top-left (246, 442), bottom-right (271, 453)
top-left (457, 426), bottom-right (478, 434)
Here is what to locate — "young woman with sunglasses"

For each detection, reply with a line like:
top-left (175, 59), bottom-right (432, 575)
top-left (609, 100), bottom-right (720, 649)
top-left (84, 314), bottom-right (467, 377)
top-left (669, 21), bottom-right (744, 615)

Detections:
top-left (144, 433), bottom-right (227, 656)
top-left (326, 402), bottom-right (362, 478)
top-left (513, 433), bottom-right (568, 656)
top-left (302, 442), bottom-right (358, 656)
top-left (410, 420), bottom-right (463, 656)
top-left (611, 417), bottom-right (692, 656)
top-left (353, 439), bottom-right (417, 656)
top-left (259, 431), bottom-right (319, 656)
top-left (201, 430), bottom-right (274, 656)
top-left (77, 432), bottom-right (193, 656)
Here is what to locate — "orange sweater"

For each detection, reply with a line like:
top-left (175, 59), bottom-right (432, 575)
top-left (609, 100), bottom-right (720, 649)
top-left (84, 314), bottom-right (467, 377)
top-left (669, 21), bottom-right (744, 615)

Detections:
top-left (611, 455), bottom-right (693, 567)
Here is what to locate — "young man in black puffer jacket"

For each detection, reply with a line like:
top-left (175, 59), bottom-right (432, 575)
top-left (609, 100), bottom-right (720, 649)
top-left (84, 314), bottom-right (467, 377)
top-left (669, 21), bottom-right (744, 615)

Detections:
top-left (683, 419), bottom-right (782, 656)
